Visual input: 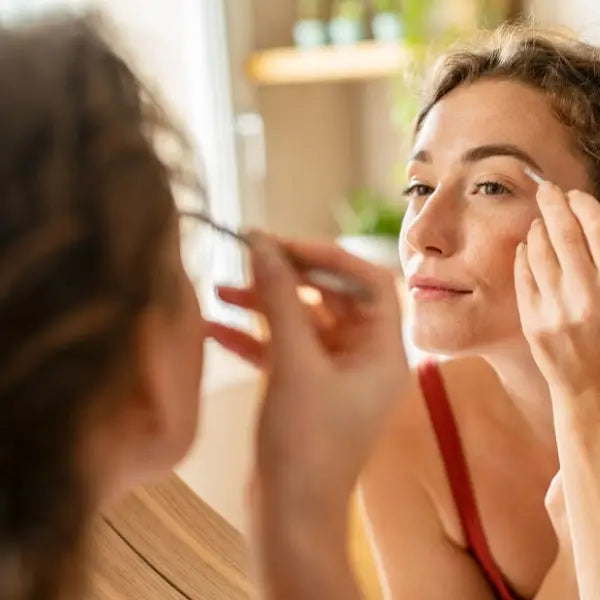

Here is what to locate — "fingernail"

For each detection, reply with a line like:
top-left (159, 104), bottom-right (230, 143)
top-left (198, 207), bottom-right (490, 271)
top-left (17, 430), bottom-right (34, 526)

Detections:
top-left (531, 217), bottom-right (543, 228)
top-left (546, 181), bottom-right (563, 193)
top-left (537, 181), bottom-right (557, 197)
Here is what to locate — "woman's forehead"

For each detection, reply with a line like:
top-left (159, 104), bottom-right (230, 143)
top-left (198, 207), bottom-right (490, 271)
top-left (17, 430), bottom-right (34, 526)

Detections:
top-left (411, 79), bottom-right (591, 190)
top-left (413, 80), bottom-right (578, 167)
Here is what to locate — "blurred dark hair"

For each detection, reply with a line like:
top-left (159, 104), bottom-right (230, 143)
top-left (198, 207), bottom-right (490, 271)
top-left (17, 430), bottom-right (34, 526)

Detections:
top-left (0, 13), bottom-right (192, 599)
top-left (416, 24), bottom-right (600, 194)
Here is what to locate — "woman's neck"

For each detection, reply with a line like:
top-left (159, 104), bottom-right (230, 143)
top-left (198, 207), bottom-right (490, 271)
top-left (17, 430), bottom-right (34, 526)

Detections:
top-left (482, 341), bottom-right (556, 445)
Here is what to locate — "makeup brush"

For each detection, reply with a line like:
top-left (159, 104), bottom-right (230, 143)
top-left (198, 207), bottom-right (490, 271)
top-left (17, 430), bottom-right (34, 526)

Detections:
top-left (523, 166), bottom-right (546, 185)
top-left (179, 210), bottom-right (373, 301)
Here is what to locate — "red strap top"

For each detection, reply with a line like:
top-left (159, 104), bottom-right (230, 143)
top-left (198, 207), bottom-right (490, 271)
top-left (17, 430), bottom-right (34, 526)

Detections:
top-left (418, 360), bottom-right (519, 600)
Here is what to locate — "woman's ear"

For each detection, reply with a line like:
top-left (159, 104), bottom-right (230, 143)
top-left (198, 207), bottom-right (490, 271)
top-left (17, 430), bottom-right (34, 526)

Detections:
top-left (87, 307), bottom-right (185, 501)
top-left (130, 306), bottom-right (173, 439)
top-left (127, 303), bottom-right (198, 474)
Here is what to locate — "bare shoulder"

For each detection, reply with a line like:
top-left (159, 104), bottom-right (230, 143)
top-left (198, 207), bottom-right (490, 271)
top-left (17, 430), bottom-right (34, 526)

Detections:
top-left (365, 356), bottom-right (498, 475)
top-left (437, 355), bottom-right (503, 399)
top-left (358, 356), bottom-right (496, 598)
top-left (361, 356), bottom-right (503, 541)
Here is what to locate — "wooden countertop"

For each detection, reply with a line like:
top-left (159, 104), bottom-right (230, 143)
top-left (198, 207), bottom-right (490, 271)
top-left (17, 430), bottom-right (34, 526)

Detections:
top-left (88, 473), bottom-right (252, 599)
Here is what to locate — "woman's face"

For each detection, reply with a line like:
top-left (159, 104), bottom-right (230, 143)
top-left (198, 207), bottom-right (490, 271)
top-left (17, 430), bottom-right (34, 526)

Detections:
top-left (400, 78), bottom-right (590, 355)
top-left (92, 221), bottom-right (206, 501)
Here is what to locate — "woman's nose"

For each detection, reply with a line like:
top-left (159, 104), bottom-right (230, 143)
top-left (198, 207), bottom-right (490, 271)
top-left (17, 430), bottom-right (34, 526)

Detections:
top-left (403, 191), bottom-right (459, 258)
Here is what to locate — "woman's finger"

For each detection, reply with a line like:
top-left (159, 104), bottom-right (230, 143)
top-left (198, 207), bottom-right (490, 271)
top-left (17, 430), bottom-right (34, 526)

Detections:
top-left (536, 182), bottom-right (594, 278)
top-left (207, 321), bottom-right (267, 368)
top-left (295, 277), bottom-right (355, 321)
top-left (240, 232), bottom-right (398, 317)
top-left (279, 238), bottom-right (402, 347)
top-left (250, 233), bottom-right (402, 361)
top-left (526, 218), bottom-right (561, 297)
top-left (514, 241), bottom-right (540, 327)
top-left (216, 286), bottom-right (259, 311)
top-left (217, 284), bottom-right (335, 330)
top-left (250, 234), bottom-right (320, 360)
top-left (268, 234), bottom-right (397, 304)
top-left (317, 286), bottom-right (355, 319)
top-left (207, 315), bottom-right (344, 364)
top-left (566, 190), bottom-right (600, 269)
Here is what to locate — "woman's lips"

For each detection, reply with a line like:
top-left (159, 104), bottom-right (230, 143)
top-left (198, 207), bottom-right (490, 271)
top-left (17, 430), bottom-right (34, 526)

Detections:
top-left (408, 276), bottom-right (472, 301)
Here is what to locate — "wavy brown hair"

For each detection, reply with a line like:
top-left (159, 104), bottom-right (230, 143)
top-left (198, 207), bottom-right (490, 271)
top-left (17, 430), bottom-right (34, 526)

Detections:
top-left (0, 14), bottom-right (192, 599)
top-left (415, 25), bottom-right (600, 193)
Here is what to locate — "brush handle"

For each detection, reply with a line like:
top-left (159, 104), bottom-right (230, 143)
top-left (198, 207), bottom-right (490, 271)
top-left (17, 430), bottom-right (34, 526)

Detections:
top-left (303, 268), bottom-right (372, 300)
top-left (179, 211), bottom-right (373, 300)
top-left (523, 166), bottom-right (546, 185)
top-left (287, 256), bottom-right (373, 301)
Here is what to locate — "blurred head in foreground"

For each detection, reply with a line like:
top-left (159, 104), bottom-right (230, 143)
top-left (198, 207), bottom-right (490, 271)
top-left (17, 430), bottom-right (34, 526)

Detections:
top-left (0, 14), bottom-right (206, 598)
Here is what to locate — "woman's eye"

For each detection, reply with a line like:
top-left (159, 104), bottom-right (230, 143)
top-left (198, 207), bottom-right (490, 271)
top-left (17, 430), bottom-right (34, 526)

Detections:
top-left (402, 183), bottom-right (435, 198)
top-left (475, 181), bottom-right (510, 196)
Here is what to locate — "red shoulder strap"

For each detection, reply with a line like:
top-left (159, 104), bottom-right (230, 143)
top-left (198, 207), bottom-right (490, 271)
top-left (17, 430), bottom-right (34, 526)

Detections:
top-left (418, 360), bottom-right (518, 600)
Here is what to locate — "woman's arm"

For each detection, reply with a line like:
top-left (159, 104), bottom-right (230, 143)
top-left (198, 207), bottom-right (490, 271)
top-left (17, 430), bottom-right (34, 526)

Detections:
top-left (218, 234), bottom-right (408, 600)
top-left (515, 182), bottom-right (600, 600)
top-left (534, 553), bottom-right (578, 600)
top-left (250, 484), bottom-right (363, 600)
top-left (549, 395), bottom-right (600, 599)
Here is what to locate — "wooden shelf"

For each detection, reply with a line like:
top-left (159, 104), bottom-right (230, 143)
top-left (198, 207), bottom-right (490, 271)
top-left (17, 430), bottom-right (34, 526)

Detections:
top-left (246, 41), bottom-right (413, 85)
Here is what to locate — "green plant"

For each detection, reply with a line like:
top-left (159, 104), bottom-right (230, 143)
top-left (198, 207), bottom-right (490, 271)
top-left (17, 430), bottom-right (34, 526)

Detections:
top-left (337, 187), bottom-right (406, 236)
top-left (402, 0), bottom-right (433, 43)
top-left (373, 0), bottom-right (402, 14)
top-left (297, 0), bottom-right (325, 20)
top-left (331, 0), bottom-right (367, 22)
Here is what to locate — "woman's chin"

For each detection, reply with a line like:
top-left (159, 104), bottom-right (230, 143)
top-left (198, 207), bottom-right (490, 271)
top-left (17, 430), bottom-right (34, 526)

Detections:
top-left (409, 322), bottom-right (524, 358)
top-left (409, 325), bottom-right (481, 357)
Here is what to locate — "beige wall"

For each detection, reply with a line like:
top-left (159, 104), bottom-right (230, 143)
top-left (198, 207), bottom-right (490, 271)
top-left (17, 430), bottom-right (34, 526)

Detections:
top-left (247, 0), bottom-right (402, 238)
top-left (177, 368), bottom-right (261, 534)
top-left (252, 0), bottom-right (296, 49)
top-left (358, 79), bottom-right (404, 196)
top-left (259, 83), bottom-right (361, 236)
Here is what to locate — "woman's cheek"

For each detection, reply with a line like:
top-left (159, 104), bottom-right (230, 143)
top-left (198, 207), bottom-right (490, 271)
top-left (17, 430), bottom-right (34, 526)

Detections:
top-left (506, 212), bottom-right (538, 255)
top-left (487, 229), bottom-right (532, 288)
top-left (398, 207), bottom-right (417, 267)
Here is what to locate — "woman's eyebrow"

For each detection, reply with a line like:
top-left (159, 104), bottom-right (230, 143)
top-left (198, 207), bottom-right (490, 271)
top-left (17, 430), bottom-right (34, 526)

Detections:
top-left (461, 144), bottom-right (542, 171)
top-left (410, 144), bottom-right (542, 172)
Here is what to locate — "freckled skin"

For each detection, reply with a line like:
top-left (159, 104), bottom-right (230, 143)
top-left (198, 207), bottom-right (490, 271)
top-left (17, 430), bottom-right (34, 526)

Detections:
top-left (360, 78), bottom-right (591, 600)
top-left (400, 79), bottom-right (590, 355)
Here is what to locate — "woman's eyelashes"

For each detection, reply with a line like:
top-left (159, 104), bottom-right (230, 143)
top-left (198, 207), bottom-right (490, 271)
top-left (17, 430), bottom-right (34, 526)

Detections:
top-left (401, 179), bottom-right (512, 199)
top-left (474, 180), bottom-right (511, 196)
top-left (402, 182), bottom-right (435, 198)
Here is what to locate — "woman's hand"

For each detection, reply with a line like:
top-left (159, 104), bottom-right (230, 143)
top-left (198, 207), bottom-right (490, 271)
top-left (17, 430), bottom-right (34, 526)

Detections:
top-left (514, 182), bottom-right (600, 401)
top-left (545, 472), bottom-right (572, 554)
top-left (211, 235), bottom-right (408, 507)
top-left (515, 183), bottom-right (600, 600)
top-left (210, 235), bottom-right (407, 600)
top-left (540, 472), bottom-right (580, 599)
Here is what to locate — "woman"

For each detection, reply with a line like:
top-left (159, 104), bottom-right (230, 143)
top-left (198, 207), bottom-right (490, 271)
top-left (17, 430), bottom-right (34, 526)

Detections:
top-left (216, 26), bottom-right (600, 600)
top-left (0, 14), bottom-right (405, 600)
